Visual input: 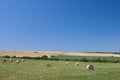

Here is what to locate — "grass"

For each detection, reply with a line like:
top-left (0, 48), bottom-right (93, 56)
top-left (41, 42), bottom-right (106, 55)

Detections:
top-left (51, 55), bottom-right (120, 62)
top-left (0, 58), bottom-right (120, 80)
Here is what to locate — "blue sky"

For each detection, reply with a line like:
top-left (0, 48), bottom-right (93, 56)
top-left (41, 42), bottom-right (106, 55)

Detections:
top-left (0, 0), bottom-right (120, 52)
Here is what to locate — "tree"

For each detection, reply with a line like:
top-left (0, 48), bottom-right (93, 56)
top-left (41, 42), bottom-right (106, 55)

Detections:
top-left (41, 55), bottom-right (48, 60)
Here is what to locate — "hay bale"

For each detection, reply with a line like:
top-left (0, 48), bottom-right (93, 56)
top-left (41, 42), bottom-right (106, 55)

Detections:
top-left (16, 60), bottom-right (20, 63)
top-left (47, 63), bottom-right (51, 67)
top-left (75, 62), bottom-right (80, 66)
top-left (21, 59), bottom-right (25, 62)
top-left (65, 62), bottom-right (69, 65)
top-left (86, 65), bottom-right (94, 70)
top-left (9, 59), bottom-right (13, 62)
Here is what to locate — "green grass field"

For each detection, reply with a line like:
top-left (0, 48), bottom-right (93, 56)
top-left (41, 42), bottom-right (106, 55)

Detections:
top-left (51, 55), bottom-right (120, 62)
top-left (0, 58), bottom-right (120, 80)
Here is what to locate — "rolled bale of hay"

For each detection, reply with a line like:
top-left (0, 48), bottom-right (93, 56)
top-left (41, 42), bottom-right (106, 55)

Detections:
top-left (9, 59), bottom-right (13, 62)
top-left (86, 65), bottom-right (94, 70)
top-left (2, 59), bottom-right (7, 63)
top-left (65, 62), bottom-right (69, 65)
top-left (16, 60), bottom-right (20, 63)
top-left (75, 62), bottom-right (80, 66)
top-left (47, 63), bottom-right (51, 67)
top-left (21, 59), bottom-right (25, 62)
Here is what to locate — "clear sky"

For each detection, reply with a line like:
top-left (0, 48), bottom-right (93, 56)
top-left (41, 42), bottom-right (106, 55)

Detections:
top-left (0, 0), bottom-right (120, 52)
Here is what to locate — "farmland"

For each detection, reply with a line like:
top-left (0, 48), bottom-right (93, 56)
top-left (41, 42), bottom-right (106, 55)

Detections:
top-left (51, 55), bottom-right (120, 62)
top-left (0, 51), bottom-right (120, 57)
top-left (0, 51), bottom-right (120, 80)
top-left (0, 58), bottom-right (120, 80)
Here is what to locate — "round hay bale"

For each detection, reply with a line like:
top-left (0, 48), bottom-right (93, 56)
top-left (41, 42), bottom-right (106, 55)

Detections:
top-left (86, 65), bottom-right (94, 70)
top-left (65, 62), bottom-right (69, 65)
top-left (9, 59), bottom-right (13, 62)
top-left (75, 62), bottom-right (80, 66)
top-left (21, 59), bottom-right (25, 62)
top-left (47, 63), bottom-right (51, 67)
top-left (16, 60), bottom-right (20, 63)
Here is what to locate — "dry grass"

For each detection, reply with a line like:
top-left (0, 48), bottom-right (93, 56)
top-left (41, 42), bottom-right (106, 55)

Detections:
top-left (0, 51), bottom-right (120, 57)
top-left (62, 52), bottom-right (120, 57)
top-left (0, 51), bottom-right (62, 57)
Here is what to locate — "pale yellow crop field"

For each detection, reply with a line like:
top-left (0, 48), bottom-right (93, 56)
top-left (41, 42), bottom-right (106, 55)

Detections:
top-left (0, 50), bottom-right (120, 57)
top-left (0, 51), bottom-right (62, 57)
top-left (62, 52), bottom-right (120, 57)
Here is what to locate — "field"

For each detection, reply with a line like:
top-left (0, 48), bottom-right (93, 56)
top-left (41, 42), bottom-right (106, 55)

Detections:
top-left (0, 51), bottom-right (120, 57)
top-left (0, 58), bottom-right (120, 80)
top-left (0, 51), bottom-right (120, 80)
top-left (51, 55), bottom-right (120, 62)
top-left (0, 51), bottom-right (63, 57)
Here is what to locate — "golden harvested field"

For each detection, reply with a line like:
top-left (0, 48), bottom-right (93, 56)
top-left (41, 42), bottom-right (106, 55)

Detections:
top-left (0, 50), bottom-right (120, 57)
top-left (0, 51), bottom-right (62, 57)
top-left (62, 52), bottom-right (120, 57)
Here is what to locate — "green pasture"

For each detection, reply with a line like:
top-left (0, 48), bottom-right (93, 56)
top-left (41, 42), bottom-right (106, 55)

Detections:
top-left (51, 55), bottom-right (120, 62)
top-left (0, 58), bottom-right (120, 80)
